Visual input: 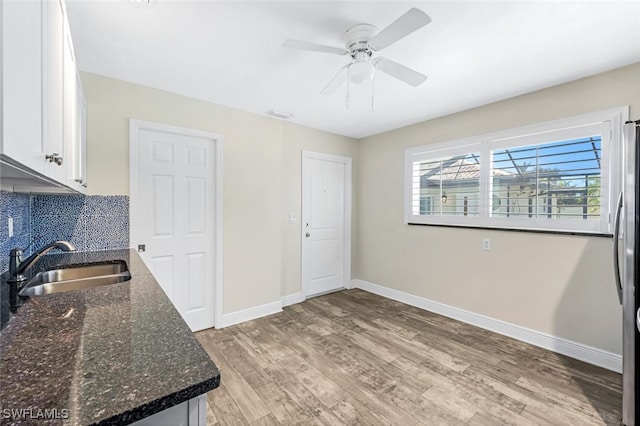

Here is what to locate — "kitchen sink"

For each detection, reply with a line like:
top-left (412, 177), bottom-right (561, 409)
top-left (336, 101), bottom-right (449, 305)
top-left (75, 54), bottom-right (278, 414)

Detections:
top-left (18, 261), bottom-right (132, 297)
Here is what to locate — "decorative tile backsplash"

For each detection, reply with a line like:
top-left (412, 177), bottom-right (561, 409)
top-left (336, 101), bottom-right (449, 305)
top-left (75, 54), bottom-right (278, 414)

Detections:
top-left (0, 191), bottom-right (129, 272)
top-left (0, 192), bottom-right (31, 272)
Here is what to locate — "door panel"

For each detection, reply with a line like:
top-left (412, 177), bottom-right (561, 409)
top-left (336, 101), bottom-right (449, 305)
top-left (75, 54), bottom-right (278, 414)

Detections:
top-left (152, 256), bottom-right (175, 300)
top-left (310, 240), bottom-right (341, 278)
top-left (311, 169), bottom-right (342, 228)
top-left (152, 175), bottom-right (174, 235)
top-left (187, 177), bottom-right (206, 234)
top-left (135, 127), bottom-right (215, 331)
top-left (186, 252), bottom-right (206, 312)
top-left (302, 153), bottom-right (351, 298)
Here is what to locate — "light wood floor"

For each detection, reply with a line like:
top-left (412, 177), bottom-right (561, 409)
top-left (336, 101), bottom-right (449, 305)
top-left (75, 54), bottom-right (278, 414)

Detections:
top-left (195, 289), bottom-right (622, 425)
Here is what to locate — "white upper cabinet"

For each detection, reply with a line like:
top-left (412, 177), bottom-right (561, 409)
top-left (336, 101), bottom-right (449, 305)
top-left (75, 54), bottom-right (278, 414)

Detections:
top-left (1, 0), bottom-right (45, 174)
top-left (1, 0), bottom-right (86, 194)
top-left (41, 0), bottom-right (66, 183)
top-left (65, 73), bottom-right (87, 192)
top-left (63, 16), bottom-right (87, 193)
top-left (78, 80), bottom-right (88, 189)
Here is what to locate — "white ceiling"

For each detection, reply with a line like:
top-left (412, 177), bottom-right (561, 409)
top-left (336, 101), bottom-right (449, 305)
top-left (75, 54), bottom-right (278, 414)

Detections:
top-left (66, 1), bottom-right (640, 139)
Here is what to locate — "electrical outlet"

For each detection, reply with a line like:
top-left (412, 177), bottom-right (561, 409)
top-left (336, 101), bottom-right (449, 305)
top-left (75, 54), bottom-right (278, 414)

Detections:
top-left (482, 238), bottom-right (491, 251)
top-left (8, 217), bottom-right (13, 237)
top-left (289, 213), bottom-right (298, 224)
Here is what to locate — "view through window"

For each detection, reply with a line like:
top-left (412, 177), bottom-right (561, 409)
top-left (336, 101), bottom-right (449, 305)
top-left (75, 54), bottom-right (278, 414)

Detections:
top-left (490, 136), bottom-right (601, 220)
top-left (405, 108), bottom-right (625, 234)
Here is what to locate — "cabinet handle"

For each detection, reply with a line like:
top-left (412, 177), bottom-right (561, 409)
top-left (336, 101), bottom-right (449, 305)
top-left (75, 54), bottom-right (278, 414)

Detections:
top-left (45, 153), bottom-right (63, 166)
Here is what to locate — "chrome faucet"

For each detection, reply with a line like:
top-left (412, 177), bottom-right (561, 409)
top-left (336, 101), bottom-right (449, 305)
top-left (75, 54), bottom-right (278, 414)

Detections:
top-left (8, 241), bottom-right (76, 283)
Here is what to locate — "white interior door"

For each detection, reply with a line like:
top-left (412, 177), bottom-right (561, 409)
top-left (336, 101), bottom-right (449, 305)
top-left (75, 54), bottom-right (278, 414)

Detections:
top-left (131, 120), bottom-right (221, 332)
top-left (302, 152), bottom-right (352, 298)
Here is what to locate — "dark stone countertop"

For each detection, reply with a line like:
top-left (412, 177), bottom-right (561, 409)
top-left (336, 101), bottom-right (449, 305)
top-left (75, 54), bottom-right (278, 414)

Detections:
top-left (0, 249), bottom-right (220, 425)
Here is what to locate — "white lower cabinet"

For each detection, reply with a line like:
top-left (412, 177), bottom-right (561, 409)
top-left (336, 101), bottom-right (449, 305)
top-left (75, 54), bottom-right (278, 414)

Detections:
top-left (131, 394), bottom-right (207, 426)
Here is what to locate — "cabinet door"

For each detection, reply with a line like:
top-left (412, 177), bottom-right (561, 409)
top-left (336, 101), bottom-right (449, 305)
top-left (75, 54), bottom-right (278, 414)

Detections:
top-left (78, 85), bottom-right (88, 191)
top-left (78, 78), bottom-right (87, 189)
top-left (62, 16), bottom-right (84, 192)
top-left (41, 0), bottom-right (66, 183)
top-left (67, 72), bottom-right (87, 193)
top-left (1, 0), bottom-right (44, 173)
top-left (130, 395), bottom-right (207, 426)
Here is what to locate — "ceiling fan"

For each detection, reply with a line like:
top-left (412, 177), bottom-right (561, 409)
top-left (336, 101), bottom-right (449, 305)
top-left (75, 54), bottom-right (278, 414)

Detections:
top-left (282, 8), bottom-right (431, 100)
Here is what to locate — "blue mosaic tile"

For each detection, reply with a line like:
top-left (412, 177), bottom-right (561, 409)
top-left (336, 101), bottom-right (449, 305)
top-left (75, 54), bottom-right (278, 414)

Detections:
top-left (85, 215), bottom-right (129, 251)
top-left (31, 215), bottom-right (87, 254)
top-left (0, 194), bottom-right (31, 243)
top-left (31, 194), bottom-right (86, 218)
top-left (0, 191), bottom-right (31, 272)
top-left (1, 192), bottom-right (130, 272)
top-left (84, 195), bottom-right (129, 217)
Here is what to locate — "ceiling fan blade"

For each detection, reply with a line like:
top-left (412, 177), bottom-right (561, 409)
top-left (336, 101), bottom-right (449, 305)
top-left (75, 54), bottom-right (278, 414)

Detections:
top-left (282, 39), bottom-right (348, 55)
top-left (374, 58), bottom-right (427, 87)
top-left (370, 8), bottom-right (431, 51)
top-left (321, 64), bottom-right (349, 95)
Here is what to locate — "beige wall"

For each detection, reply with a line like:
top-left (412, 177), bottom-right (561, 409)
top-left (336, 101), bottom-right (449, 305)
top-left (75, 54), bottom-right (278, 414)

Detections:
top-left (82, 62), bottom-right (640, 354)
top-left (80, 72), bottom-right (358, 314)
top-left (356, 62), bottom-right (640, 355)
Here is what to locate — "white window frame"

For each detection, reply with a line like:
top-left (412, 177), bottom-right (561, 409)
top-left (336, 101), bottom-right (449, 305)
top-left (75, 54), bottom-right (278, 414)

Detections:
top-left (404, 107), bottom-right (628, 235)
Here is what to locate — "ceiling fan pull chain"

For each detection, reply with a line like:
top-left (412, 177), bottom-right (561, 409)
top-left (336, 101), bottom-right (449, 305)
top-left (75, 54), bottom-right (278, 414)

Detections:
top-left (371, 72), bottom-right (376, 112)
top-left (346, 66), bottom-right (351, 109)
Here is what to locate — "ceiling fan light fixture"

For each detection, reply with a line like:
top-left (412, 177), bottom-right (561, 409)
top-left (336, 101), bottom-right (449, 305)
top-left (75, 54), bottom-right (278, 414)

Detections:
top-left (349, 60), bottom-right (374, 85)
top-left (281, 8), bottom-right (431, 101)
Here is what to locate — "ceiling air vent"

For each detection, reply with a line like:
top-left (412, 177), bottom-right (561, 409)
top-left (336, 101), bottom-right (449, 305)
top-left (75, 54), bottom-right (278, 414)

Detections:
top-left (266, 109), bottom-right (292, 120)
top-left (129, 0), bottom-right (157, 9)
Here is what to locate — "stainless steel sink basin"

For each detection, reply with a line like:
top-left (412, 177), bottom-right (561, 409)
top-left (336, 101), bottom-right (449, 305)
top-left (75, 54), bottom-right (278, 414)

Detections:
top-left (18, 261), bottom-right (132, 297)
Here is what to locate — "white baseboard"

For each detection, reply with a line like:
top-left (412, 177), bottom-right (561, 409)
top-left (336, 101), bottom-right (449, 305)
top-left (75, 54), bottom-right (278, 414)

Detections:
top-left (351, 279), bottom-right (622, 373)
top-left (219, 300), bottom-right (283, 328)
top-left (282, 292), bottom-right (305, 307)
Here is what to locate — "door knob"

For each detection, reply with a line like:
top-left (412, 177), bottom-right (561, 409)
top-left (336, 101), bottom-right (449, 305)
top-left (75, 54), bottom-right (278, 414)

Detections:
top-left (305, 232), bottom-right (311, 238)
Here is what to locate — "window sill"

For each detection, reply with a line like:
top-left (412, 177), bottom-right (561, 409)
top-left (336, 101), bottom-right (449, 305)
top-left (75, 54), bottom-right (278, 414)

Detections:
top-left (407, 222), bottom-right (612, 238)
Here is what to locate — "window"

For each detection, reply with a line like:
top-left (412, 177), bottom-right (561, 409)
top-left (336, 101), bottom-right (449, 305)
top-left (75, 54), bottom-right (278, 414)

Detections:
top-left (413, 153), bottom-right (480, 217)
top-left (491, 137), bottom-right (601, 220)
top-left (405, 108), bottom-right (627, 234)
